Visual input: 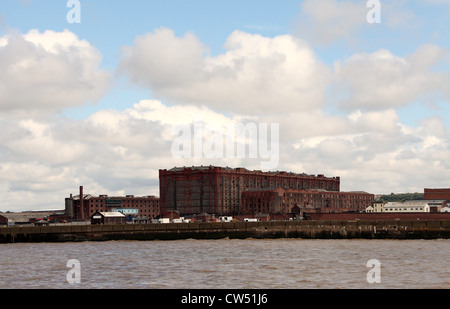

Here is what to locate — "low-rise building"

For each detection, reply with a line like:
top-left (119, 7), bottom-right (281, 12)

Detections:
top-left (383, 201), bottom-right (430, 213)
top-left (67, 186), bottom-right (160, 221)
top-left (91, 212), bottom-right (126, 225)
top-left (366, 200), bottom-right (447, 213)
top-left (0, 211), bottom-right (66, 226)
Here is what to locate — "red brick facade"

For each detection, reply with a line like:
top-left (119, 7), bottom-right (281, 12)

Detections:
top-left (159, 166), bottom-right (341, 216)
top-left (424, 188), bottom-right (450, 202)
top-left (241, 188), bottom-right (374, 215)
top-left (70, 187), bottom-right (160, 221)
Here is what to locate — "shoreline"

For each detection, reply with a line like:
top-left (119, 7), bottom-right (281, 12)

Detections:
top-left (2, 220), bottom-right (450, 243)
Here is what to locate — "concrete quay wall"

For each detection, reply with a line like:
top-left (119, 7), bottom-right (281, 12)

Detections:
top-left (2, 220), bottom-right (450, 243)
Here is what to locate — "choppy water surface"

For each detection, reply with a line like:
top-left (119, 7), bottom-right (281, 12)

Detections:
top-left (1, 239), bottom-right (449, 289)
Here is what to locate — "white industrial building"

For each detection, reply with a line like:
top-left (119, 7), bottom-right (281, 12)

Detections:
top-left (366, 200), bottom-right (448, 213)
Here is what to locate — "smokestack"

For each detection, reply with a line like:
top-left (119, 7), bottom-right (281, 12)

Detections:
top-left (80, 186), bottom-right (84, 220)
top-left (65, 194), bottom-right (74, 218)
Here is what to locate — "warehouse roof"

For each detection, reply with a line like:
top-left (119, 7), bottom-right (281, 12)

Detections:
top-left (95, 212), bottom-right (125, 217)
top-left (0, 211), bottom-right (64, 222)
top-left (165, 166), bottom-right (330, 178)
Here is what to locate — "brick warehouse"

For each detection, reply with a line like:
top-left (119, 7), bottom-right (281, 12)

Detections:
top-left (424, 188), bottom-right (450, 202)
top-left (67, 186), bottom-right (160, 221)
top-left (159, 166), bottom-right (341, 216)
top-left (241, 188), bottom-right (374, 216)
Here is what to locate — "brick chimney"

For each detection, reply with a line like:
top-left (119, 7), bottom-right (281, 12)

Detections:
top-left (80, 186), bottom-right (84, 220)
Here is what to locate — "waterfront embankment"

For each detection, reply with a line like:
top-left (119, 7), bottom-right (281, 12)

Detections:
top-left (2, 220), bottom-right (450, 243)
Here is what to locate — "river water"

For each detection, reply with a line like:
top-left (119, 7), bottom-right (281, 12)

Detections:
top-left (0, 238), bottom-right (449, 289)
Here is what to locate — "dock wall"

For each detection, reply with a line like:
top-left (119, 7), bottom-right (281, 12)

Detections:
top-left (2, 220), bottom-right (450, 243)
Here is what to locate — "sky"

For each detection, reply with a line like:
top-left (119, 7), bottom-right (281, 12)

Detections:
top-left (1, 0), bottom-right (450, 211)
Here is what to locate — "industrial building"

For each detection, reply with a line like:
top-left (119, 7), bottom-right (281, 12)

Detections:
top-left (159, 166), bottom-right (341, 216)
top-left (366, 188), bottom-right (450, 214)
top-left (62, 170), bottom-right (450, 222)
top-left (424, 188), bottom-right (450, 202)
top-left (66, 186), bottom-right (160, 221)
top-left (241, 188), bottom-right (374, 216)
top-left (0, 210), bottom-right (67, 226)
top-left (91, 212), bottom-right (126, 225)
top-left (367, 200), bottom-right (448, 213)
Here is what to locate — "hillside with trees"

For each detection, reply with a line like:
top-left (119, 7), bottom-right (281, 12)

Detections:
top-left (377, 193), bottom-right (424, 202)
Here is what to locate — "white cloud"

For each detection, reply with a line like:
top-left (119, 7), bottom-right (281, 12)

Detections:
top-left (119, 28), bottom-right (207, 89)
top-left (0, 29), bottom-right (110, 117)
top-left (334, 44), bottom-right (450, 110)
top-left (1, 94), bottom-right (449, 211)
top-left (294, 0), bottom-right (368, 45)
top-left (279, 106), bottom-right (450, 194)
top-left (0, 100), bottom-right (256, 211)
top-left (119, 28), bottom-right (450, 118)
top-left (119, 28), bottom-right (331, 115)
top-left (4, 119), bottom-right (88, 165)
top-left (2, 24), bottom-right (450, 212)
top-left (294, 0), bottom-right (426, 46)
